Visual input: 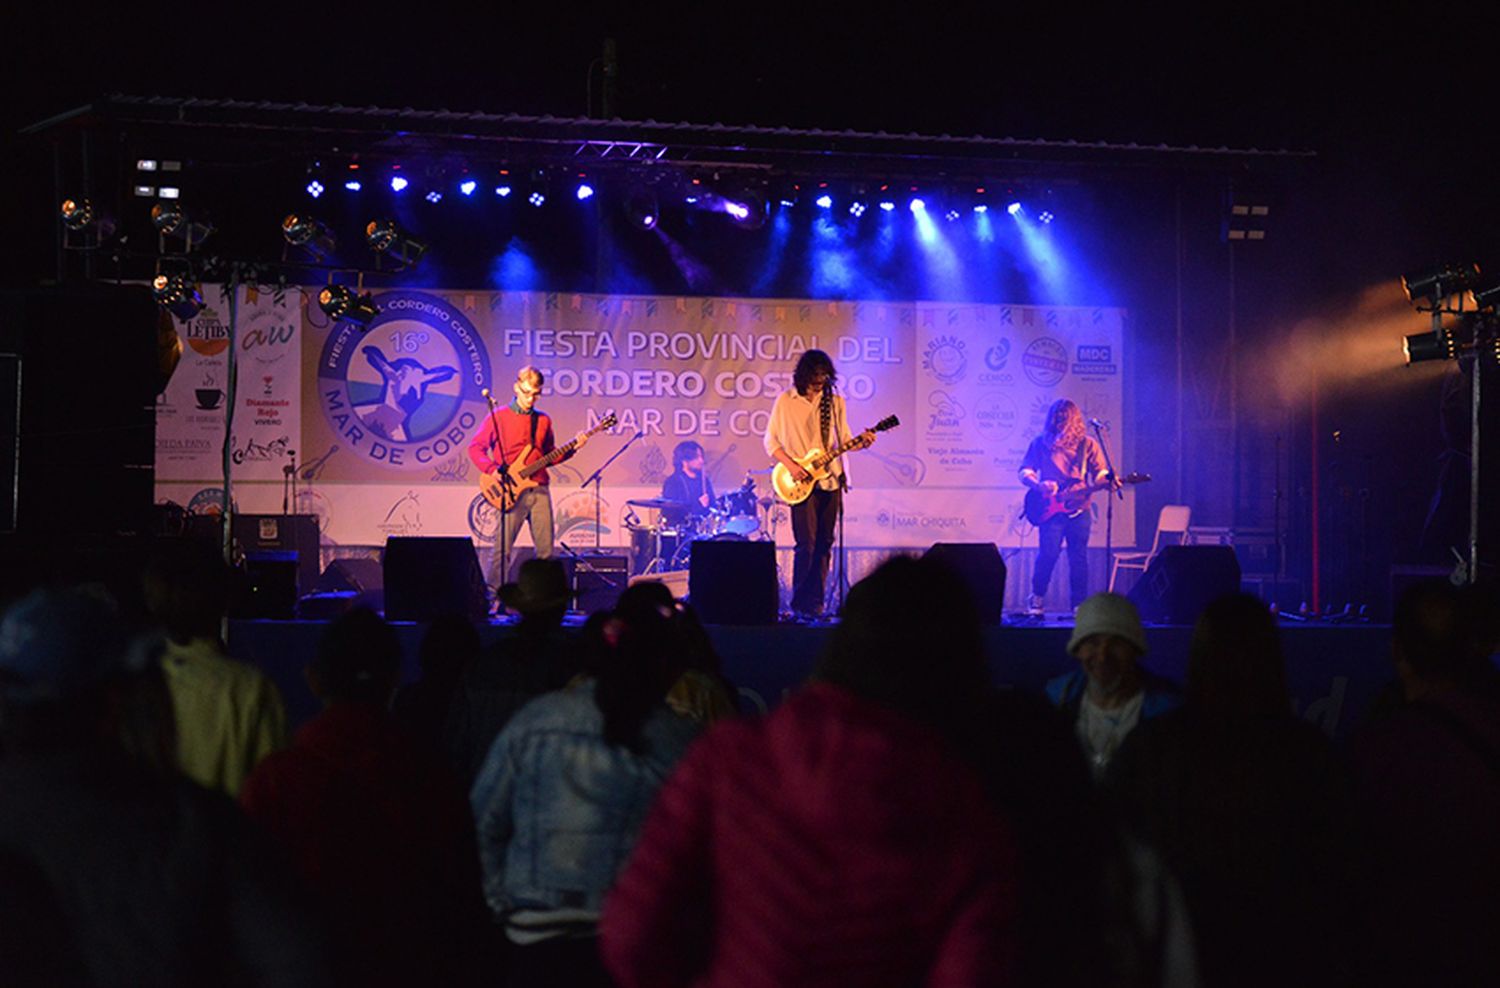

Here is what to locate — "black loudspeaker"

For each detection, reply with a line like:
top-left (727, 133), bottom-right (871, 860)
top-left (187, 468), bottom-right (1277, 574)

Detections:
top-left (690, 540), bottom-right (778, 625)
top-left (233, 514), bottom-right (320, 595)
top-left (923, 542), bottom-right (1007, 625)
top-left (318, 557), bottom-right (384, 594)
top-left (1128, 545), bottom-right (1241, 624)
top-left (384, 537), bottom-right (488, 622)
top-left (234, 551), bottom-right (299, 619)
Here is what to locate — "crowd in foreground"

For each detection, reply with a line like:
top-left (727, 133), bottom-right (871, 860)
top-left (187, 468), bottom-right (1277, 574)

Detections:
top-left (0, 542), bottom-right (1497, 987)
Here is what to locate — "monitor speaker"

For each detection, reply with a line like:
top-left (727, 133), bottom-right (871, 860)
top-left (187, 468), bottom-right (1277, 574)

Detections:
top-left (690, 539), bottom-right (778, 625)
top-left (1127, 545), bottom-right (1241, 624)
top-left (384, 537), bottom-right (488, 622)
top-left (922, 542), bottom-right (1007, 625)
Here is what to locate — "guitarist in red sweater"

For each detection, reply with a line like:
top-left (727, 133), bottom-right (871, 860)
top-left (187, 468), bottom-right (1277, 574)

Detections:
top-left (1018, 398), bottom-right (1117, 616)
top-left (468, 366), bottom-right (590, 595)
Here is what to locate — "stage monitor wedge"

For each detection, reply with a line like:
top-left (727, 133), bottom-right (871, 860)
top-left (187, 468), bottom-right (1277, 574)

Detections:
top-left (923, 542), bottom-right (1007, 625)
top-left (384, 536), bottom-right (488, 622)
top-left (690, 540), bottom-right (778, 625)
top-left (1127, 545), bottom-right (1241, 624)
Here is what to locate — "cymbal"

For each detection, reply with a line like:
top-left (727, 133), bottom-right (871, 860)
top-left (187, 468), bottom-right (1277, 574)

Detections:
top-left (626, 497), bottom-right (690, 510)
top-left (757, 496), bottom-right (778, 508)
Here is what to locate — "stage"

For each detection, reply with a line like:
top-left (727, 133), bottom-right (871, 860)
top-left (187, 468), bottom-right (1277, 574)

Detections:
top-left (230, 613), bottom-right (1394, 743)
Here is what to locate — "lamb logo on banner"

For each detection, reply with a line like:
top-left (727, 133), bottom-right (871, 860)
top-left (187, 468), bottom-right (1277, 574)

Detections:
top-left (318, 290), bottom-right (491, 470)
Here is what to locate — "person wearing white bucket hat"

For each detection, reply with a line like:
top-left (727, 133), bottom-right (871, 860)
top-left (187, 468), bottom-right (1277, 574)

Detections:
top-left (1045, 592), bottom-right (1180, 775)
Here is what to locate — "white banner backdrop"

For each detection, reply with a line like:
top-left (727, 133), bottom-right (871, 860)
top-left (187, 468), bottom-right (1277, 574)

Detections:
top-left (157, 287), bottom-right (1131, 553)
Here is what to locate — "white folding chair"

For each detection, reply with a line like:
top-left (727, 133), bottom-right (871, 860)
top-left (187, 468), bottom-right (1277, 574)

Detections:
top-left (1109, 504), bottom-right (1192, 592)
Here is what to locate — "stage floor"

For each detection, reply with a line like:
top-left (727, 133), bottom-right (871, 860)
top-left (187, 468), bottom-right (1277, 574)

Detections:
top-left (230, 611), bottom-right (1394, 743)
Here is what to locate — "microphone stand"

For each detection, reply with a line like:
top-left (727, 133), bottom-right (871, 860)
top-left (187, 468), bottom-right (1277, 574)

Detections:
top-left (580, 429), bottom-right (643, 553)
top-left (1091, 420), bottom-right (1123, 593)
top-left (281, 449), bottom-right (296, 515)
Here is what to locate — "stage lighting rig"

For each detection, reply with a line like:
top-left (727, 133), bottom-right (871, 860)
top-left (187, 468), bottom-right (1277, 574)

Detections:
top-left (623, 186), bottom-right (660, 230)
top-left (318, 284), bottom-right (379, 328)
top-left (151, 202), bottom-right (213, 249)
top-left (282, 213), bottom-right (337, 260)
top-left (364, 218), bottom-right (427, 269)
top-left (59, 197), bottom-right (116, 246)
top-left (1402, 262), bottom-right (1481, 308)
top-left (152, 274), bottom-right (204, 322)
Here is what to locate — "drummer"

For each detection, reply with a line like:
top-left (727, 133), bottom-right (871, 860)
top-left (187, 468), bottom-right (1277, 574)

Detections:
top-left (660, 440), bottom-right (716, 531)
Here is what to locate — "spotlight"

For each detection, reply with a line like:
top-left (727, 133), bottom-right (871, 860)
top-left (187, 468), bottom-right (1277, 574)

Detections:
top-left (151, 202), bottom-right (212, 246)
top-left (1403, 330), bottom-right (1458, 365)
top-left (1007, 202), bottom-right (1023, 216)
top-left (365, 218), bottom-right (427, 268)
top-left (879, 200), bottom-right (896, 212)
top-left (1402, 263), bottom-right (1481, 305)
top-left (1039, 210), bottom-right (1055, 224)
top-left (623, 187), bottom-right (659, 231)
top-left (306, 180), bottom-right (325, 199)
top-left (318, 285), bottom-right (380, 328)
top-left (390, 175), bottom-right (409, 193)
top-left (152, 274), bottom-right (204, 322)
top-left (59, 197), bottom-right (97, 231)
top-left (849, 202), bottom-right (867, 217)
top-left (459, 179), bottom-right (477, 196)
top-left (576, 183), bottom-right (595, 201)
top-left (973, 204), bottom-right (989, 214)
top-left (815, 194), bottom-right (833, 209)
top-left (496, 185), bottom-right (513, 197)
top-left (724, 190), bottom-right (766, 230)
top-left (344, 179), bottom-right (363, 192)
top-left (281, 213), bottom-right (337, 259)
top-left (909, 198), bottom-right (926, 213)
top-left (528, 191), bottom-right (546, 207)
top-left (945, 209), bottom-right (961, 222)
top-left (425, 191), bottom-right (443, 203)
top-left (725, 201), bottom-right (749, 220)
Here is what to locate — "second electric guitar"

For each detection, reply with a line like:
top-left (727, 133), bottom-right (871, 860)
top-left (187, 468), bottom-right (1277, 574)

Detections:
top-left (479, 413), bottom-right (619, 511)
top-left (771, 415), bottom-right (900, 505)
top-left (1022, 471), bottom-right (1150, 525)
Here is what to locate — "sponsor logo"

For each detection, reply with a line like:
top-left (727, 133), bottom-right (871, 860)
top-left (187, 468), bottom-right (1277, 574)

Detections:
top-left (873, 510), bottom-right (969, 530)
top-left (431, 455), bottom-right (471, 483)
top-left (318, 290), bottom-right (491, 470)
top-left (1072, 343), bottom-right (1118, 376)
top-left (927, 390), bottom-right (966, 432)
top-left (1021, 337), bottom-right (1068, 387)
top-left (186, 487), bottom-right (229, 516)
top-left (184, 311), bottom-right (230, 357)
top-left (378, 491), bottom-right (424, 536)
top-left (973, 392), bottom-right (1018, 441)
top-left (468, 494), bottom-right (499, 545)
top-left (239, 309), bottom-right (297, 366)
top-left (231, 434), bottom-right (291, 464)
top-left (984, 338), bottom-right (1010, 371)
top-left (921, 335), bottom-right (968, 384)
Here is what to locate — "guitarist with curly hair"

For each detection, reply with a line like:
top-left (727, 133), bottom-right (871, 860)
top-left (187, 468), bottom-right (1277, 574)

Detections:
top-left (1018, 398), bottom-right (1116, 616)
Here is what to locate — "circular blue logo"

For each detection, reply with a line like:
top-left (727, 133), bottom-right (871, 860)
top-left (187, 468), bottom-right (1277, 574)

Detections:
top-left (317, 291), bottom-right (491, 470)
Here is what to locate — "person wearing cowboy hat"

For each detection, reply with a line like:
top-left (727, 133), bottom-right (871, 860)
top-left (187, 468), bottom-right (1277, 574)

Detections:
top-left (497, 557), bottom-right (578, 620)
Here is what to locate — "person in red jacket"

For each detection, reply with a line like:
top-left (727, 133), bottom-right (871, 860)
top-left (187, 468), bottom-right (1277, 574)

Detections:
top-left (469, 365), bottom-right (590, 595)
top-left (600, 555), bottom-right (1020, 988)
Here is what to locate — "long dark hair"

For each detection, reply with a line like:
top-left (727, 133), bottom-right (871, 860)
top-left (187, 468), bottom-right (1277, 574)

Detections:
top-left (594, 585), bottom-right (688, 751)
top-left (792, 349), bottom-right (836, 397)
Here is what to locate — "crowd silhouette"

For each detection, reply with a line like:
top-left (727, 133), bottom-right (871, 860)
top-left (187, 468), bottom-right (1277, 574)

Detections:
top-left (0, 549), bottom-right (1496, 986)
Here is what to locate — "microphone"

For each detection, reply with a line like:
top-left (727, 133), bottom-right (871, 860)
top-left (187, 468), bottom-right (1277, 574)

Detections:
top-left (1088, 418), bottom-right (1107, 429)
top-left (481, 388), bottom-right (490, 398)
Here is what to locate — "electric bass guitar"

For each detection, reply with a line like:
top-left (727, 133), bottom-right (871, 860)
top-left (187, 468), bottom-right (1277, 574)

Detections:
top-left (771, 415), bottom-right (901, 505)
top-left (1022, 471), bottom-right (1150, 525)
top-left (479, 413), bottom-right (618, 511)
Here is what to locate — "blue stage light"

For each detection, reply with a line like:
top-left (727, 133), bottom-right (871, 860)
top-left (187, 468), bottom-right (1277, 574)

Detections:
top-left (849, 202), bottom-right (866, 217)
top-left (306, 180), bottom-right (324, 199)
top-left (725, 200), bottom-right (750, 221)
top-left (1039, 210), bottom-right (1055, 224)
top-left (1007, 201), bottom-right (1022, 216)
top-left (391, 175), bottom-right (409, 193)
top-left (779, 198), bottom-right (797, 208)
top-left (685, 195), bottom-right (699, 204)
top-left (344, 179), bottom-right (362, 192)
top-left (426, 191), bottom-right (443, 203)
top-left (576, 183), bottom-right (595, 201)
top-left (909, 198), bottom-right (926, 213)
top-left (495, 185), bottom-right (512, 197)
top-left (815, 194), bottom-right (833, 209)
top-left (973, 204), bottom-right (988, 214)
top-left (945, 209), bottom-right (960, 222)
top-left (459, 179), bottom-right (477, 196)
top-left (528, 191), bottom-right (546, 207)
top-left (879, 201), bottom-right (896, 212)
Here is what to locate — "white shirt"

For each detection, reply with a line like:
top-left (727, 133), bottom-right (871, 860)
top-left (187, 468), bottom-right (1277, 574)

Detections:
top-left (763, 388), bottom-right (856, 491)
top-left (1077, 690), bottom-right (1145, 776)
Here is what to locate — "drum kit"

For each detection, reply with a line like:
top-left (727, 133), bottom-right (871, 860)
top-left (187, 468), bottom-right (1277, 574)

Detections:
top-left (626, 475), bottom-right (776, 575)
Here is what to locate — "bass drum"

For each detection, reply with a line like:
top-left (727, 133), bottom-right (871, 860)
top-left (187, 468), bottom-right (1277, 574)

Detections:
top-left (670, 532), bottom-right (745, 571)
top-left (629, 526), bottom-right (684, 576)
top-left (715, 489), bottom-right (760, 537)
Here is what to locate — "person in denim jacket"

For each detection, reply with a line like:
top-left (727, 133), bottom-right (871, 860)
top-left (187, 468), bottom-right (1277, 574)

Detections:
top-left (471, 595), bottom-right (701, 988)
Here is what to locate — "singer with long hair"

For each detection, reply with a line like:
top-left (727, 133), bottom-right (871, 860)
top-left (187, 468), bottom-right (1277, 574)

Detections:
top-left (1018, 398), bottom-right (1112, 616)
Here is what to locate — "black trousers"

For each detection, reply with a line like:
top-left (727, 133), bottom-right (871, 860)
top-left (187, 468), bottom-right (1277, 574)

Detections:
top-left (790, 486), bottom-right (841, 615)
